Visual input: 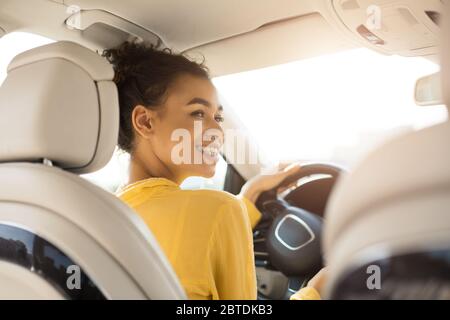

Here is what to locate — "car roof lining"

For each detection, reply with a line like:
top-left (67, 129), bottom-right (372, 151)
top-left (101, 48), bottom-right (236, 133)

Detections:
top-left (0, 0), bottom-right (441, 76)
top-left (0, 0), bottom-right (356, 75)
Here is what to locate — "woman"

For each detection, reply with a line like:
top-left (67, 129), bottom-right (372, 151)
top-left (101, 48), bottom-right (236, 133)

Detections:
top-left (106, 42), bottom-right (322, 300)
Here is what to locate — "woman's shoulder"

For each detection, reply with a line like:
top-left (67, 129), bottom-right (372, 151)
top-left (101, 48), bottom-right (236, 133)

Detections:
top-left (180, 189), bottom-right (251, 231)
top-left (184, 190), bottom-right (261, 229)
top-left (181, 189), bottom-right (249, 221)
top-left (184, 188), bottom-right (235, 200)
top-left (181, 189), bottom-right (244, 209)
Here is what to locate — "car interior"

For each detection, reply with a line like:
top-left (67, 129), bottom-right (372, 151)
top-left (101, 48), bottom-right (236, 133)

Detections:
top-left (0, 0), bottom-right (449, 300)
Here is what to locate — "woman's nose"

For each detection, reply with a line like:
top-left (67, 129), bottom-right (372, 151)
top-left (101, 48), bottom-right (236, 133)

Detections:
top-left (206, 118), bottom-right (224, 137)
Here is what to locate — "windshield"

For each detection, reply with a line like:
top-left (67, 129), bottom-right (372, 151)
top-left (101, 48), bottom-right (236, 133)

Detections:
top-left (213, 48), bottom-right (448, 168)
top-left (2, 33), bottom-right (447, 191)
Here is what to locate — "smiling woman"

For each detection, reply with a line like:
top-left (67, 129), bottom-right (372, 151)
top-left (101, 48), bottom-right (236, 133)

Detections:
top-left (105, 41), bottom-right (265, 300)
top-left (0, 32), bottom-right (227, 193)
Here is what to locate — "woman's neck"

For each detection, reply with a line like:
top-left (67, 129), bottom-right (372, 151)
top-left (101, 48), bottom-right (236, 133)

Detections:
top-left (128, 149), bottom-right (180, 185)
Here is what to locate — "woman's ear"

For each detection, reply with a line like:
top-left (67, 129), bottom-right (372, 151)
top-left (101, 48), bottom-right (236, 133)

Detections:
top-left (131, 105), bottom-right (155, 139)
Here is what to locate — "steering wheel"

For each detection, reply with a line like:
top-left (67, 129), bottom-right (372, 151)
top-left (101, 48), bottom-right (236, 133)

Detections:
top-left (253, 163), bottom-right (344, 299)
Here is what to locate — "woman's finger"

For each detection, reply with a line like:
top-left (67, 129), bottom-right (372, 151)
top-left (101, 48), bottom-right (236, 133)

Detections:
top-left (282, 162), bottom-right (302, 175)
top-left (277, 181), bottom-right (299, 194)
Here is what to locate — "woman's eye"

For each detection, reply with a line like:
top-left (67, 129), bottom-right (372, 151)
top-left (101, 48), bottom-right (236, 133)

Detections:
top-left (191, 111), bottom-right (205, 118)
top-left (191, 110), bottom-right (224, 123)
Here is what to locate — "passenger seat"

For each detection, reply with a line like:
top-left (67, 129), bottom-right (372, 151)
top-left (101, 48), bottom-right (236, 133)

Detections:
top-left (0, 41), bottom-right (186, 299)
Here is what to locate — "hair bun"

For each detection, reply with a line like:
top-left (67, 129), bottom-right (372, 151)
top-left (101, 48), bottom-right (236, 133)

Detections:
top-left (102, 40), bottom-right (209, 153)
top-left (103, 41), bottom-right (155, 86)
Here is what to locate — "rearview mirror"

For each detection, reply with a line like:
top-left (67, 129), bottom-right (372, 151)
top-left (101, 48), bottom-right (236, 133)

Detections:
top-left (415, 72), bottom-right (443, 106)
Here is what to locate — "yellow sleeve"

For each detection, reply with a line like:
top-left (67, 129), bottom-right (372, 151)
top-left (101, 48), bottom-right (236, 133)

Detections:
top-left (207, 199), bottom-right (257, 300)
top-left (290, 287), bottom-right (321, 300)
top-left (237, 194), bottom-right (262, 229)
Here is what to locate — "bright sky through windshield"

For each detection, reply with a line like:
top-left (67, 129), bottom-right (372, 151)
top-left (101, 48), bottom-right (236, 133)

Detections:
top-left (214, 48), bottom-right (447, 167)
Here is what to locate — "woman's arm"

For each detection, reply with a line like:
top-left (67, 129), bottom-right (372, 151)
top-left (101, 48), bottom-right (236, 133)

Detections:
top-left (238, 163), bottom-right (302, 229)
top-left (207, 199), bottom-right (257, 300)
top-left (237, 194), bottom-right (263, 229)
top-left (239, 163), bottom-right (302, 203)
top-left (290, 268), bottom-right (328, 300)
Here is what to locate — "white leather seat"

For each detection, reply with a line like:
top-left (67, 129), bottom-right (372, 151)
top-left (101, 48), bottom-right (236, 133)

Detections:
top-left (322, 4), bottom-right (450, 300)
top-left (0, 41), bottom-right (186, 299)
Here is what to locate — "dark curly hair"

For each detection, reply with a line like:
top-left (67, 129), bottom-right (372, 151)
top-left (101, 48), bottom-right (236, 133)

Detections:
top-left (103, 41), bottom-right (210, 153)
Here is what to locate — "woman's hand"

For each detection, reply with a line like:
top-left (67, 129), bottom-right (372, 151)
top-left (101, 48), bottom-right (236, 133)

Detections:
top-left (307, 267), bottom-right (328, 294)
top-left (239, 163), bottom-right (302, 203)
top-left (290, 268), bottom-right (328, 300)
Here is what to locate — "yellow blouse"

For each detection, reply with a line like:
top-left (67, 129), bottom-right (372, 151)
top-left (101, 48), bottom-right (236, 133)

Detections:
top-left (116, 178), bottom-right (262, 300)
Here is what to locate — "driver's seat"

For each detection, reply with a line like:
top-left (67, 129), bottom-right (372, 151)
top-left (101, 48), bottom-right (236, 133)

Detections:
top-left (0, 41), bottom-right (186, 299)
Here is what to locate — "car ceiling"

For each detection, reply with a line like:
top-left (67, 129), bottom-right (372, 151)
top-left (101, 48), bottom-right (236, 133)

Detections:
top-left (0, 0), bottom-right (357, 76)
top-left (63, 0), bottom-right (318, 51)
top-left (0, 0), bottom-right (444, 76)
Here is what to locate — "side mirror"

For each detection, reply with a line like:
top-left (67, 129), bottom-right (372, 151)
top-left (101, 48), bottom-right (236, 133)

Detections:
top-left (414, 72), bottom-right (443, 106)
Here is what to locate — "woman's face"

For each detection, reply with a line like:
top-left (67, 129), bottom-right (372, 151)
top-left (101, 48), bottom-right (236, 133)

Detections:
top-left (135, 74), bottom-right (224, 182)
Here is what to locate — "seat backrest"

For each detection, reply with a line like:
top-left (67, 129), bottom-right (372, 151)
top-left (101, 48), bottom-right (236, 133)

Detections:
top-left (323, 4), bottom-right (450, 300)
top-left (0, 41), bottom-right (186, 299)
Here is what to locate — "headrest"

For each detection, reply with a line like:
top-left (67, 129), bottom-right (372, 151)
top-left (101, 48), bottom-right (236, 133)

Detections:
top-left (443, 2), bottom-right (450, 108)
top-left (0, 41), bottom-right (119, 174)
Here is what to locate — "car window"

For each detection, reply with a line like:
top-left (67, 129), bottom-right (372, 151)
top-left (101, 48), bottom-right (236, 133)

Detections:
top-left (213, 48), bottom-right (448, 168)
top-left (0, 32), bottom-right (54, 85)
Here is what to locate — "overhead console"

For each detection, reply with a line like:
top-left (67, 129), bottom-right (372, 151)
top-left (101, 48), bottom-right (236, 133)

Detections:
top-left (328, 0), bottom-right (443, 57)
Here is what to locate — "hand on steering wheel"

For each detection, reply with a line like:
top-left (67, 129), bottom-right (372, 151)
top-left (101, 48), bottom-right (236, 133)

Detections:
top-left (239, 163), bottom-right (303, 203)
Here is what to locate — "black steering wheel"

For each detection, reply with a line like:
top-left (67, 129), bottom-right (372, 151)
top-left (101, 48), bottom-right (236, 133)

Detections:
top-left (253, 163), bottom-right (344, 299)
